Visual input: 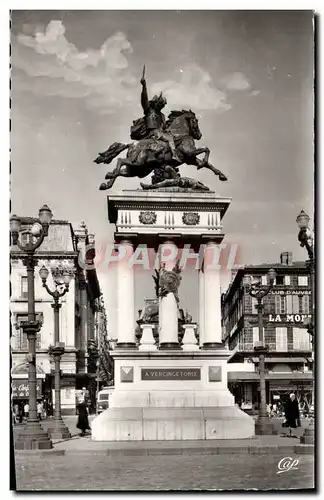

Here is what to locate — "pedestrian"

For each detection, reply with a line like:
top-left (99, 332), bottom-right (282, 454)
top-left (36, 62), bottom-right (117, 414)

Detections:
top-left (282, 393), bottom-right (301, 438)
top-left (13, 404), bottom-right (20, 424)
top-left (37, 401), bottom-right (43, 420)
top-left (24, 402), bottom-right (29, 421)
top-left (76, 401), bottom-right (91, 437)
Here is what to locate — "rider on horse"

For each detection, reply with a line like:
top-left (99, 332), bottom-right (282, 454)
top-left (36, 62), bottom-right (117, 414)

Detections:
top-left (136, 69), bottom-right (181, 163)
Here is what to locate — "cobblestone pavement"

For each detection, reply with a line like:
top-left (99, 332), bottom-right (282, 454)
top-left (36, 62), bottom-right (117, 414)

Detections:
top-left (14, 453), bottom-right (314, 491)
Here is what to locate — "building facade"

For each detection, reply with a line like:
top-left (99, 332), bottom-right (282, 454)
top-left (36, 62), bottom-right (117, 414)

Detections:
top-left (222, 252), bottom-right (313, 412)
top-left (10, 218), bottom-right (101, 414)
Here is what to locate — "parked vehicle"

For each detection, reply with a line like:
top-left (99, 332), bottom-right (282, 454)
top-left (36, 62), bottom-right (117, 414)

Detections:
top-left (96, 387), bottom-right (114, 414)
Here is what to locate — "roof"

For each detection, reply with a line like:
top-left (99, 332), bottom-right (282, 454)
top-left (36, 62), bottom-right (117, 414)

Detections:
top-left (222, 258), bottom-right (308, 302)
top-left (245, 262), bottom-right (307, 270)
top-left (18, 217), bottom-right (69, 225)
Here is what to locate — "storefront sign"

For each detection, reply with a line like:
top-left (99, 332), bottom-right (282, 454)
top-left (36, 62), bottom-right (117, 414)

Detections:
top-left (12, 379), bottom-right (42, 398)
top-left (269, 290), bottom-right (311, 295)
top-left (268, 314), bottom-right (311, 323)
top-left (141, 368), bottom-right (201, 380)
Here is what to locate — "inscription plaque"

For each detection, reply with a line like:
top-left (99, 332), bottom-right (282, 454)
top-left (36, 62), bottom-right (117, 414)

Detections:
top-left (141, 368), bottom-right (201, 380)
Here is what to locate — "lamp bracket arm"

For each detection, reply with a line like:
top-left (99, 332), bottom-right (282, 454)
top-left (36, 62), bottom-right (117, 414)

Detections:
top-left (43, 282), bottom-right (55, 298)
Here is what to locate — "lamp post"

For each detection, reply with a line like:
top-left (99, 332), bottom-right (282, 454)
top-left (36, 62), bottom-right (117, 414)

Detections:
top-left (296, 209), bottom-right (315, 445)
top-left (10, 206), bottom-right (53, 450)
top-left (244, 268), bottom-right (277, 435)
top-left (39, 263), bottom-right (74, 439)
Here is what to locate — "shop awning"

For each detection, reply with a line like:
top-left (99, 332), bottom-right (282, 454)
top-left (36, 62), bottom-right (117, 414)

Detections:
top-left (251, 357), bottom-right (309, 364)
top-left (227, 372), bottom-right (313, 382)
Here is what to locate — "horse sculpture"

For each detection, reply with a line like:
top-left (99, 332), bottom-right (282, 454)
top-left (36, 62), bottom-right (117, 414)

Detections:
top-left (94, 109), bottom-right (228, 190)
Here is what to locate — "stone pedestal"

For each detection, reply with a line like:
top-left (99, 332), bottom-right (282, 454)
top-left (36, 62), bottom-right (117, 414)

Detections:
top-left (92, 350), bottom-right (254, 441)
top-left (91, 190), bottom-right (254, 441)
top-left (139, 324), bottom-right (157, 351)
top-left (182, 324), bottom-right (199, 351)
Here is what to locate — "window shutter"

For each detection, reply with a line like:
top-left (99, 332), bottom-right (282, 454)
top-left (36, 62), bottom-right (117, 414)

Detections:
top-left (302, 295), bottom-right (310, 314)
top-left (286, 295), bottom-right (293, 314)
top-left (275, 295), bottom-right (281, 314)
top-left (292, 295), bottom-right (299, 314)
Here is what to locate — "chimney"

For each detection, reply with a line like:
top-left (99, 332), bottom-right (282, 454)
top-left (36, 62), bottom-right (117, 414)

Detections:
top-left (280, 252), bottom-right (293, 266)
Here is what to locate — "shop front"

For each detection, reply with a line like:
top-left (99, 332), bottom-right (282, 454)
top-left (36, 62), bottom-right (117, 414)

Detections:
top-left (228, 371), bottom-right (313, 413)
top-left (12, 377), bottom-right (44, 420)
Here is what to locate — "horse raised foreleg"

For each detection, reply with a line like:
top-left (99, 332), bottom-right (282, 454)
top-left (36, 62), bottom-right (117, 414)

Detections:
top-left (195, 158), bottom-right (228, 181)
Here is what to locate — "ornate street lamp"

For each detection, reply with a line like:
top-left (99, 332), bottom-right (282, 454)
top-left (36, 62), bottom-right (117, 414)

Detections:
top-left (39, 263), bottom-right (74, 439)
top-left (297, 210), bottom-right (315, 444)
top-left (10, 206), bottom-right (53, 450)
top-left (244, 268), bottom-right (276, 436)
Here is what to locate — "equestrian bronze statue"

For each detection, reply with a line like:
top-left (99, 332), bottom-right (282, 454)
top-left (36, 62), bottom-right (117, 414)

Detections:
top-left (94, 66), bottom-right (228, 190)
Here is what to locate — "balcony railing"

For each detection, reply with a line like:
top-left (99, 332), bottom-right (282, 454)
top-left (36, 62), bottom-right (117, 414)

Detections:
top-left (234, 341), bottom-right (312, 352)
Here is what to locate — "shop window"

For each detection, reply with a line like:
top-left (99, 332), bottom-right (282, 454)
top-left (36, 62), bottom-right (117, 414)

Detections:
top-left (284, 276), bottom-right (291, 286)
top-left (261, 276), bottom-right (267, 286)
top-left (298, 276), bottom-right (308, 286)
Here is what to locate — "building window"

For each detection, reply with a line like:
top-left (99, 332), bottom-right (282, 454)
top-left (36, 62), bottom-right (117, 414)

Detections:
top-left (251, 296), bottom-right (258, 314)
top-left (13, 314), bottom-right (42, 350)
top-left (275, 327), bottom-right (288, 351)
top-left (275, 276), bottom-right (284, 286)
top-left (20, 276), bottom-right (28, 299)
top-left (284, 276), bottom-right (291, 286)
top-left (275, 295), bottom-right (286, 314)
top-left (253, 326), bottom-right (262, 346)
top-left (261, 276), bottom-right (267, 286)
top-left (298, 276), bottom-right (308, 286)
top-left (293, 328), bottom-right (311, 350)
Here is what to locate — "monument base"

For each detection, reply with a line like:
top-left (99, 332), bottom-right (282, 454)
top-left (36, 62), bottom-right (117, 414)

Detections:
top-left (91, 349), bottom-right (255, 441)
top-left (91, 406), bottom-right (254, 441)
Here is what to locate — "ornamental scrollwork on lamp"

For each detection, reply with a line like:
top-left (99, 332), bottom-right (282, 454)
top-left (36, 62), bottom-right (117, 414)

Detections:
top-left (182, 212), bottom-right (200, 226)
top-left (139, 211), bottom-right (157, 225)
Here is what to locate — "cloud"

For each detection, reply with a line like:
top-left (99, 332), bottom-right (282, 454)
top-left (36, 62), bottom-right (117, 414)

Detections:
top-left (151, 64), bottom-right (231, 112)
top-left (12, 20), bottom-right (232, 115)
top-left (250, 90), bottom-right (260, 96)
top-left (12, 20), bottom-right (137, 113)
top-left (223, 72), bottom-right (250, 91)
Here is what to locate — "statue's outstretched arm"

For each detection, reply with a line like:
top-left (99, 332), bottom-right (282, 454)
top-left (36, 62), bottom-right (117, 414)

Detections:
top-left (141, 79), bottom-right (149, 114)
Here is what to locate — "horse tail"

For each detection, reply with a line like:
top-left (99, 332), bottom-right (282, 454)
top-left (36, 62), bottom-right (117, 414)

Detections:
top-left (94, 142), bottom-right (130, 165)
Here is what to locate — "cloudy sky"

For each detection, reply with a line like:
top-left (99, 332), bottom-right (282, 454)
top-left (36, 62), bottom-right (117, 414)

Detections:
top-left (10, 10), bottom-right (314, 329)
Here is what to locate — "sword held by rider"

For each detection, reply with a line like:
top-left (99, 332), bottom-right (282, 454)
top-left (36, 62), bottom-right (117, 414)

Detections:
top-left (140, 65), bottom-right (181, 163)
